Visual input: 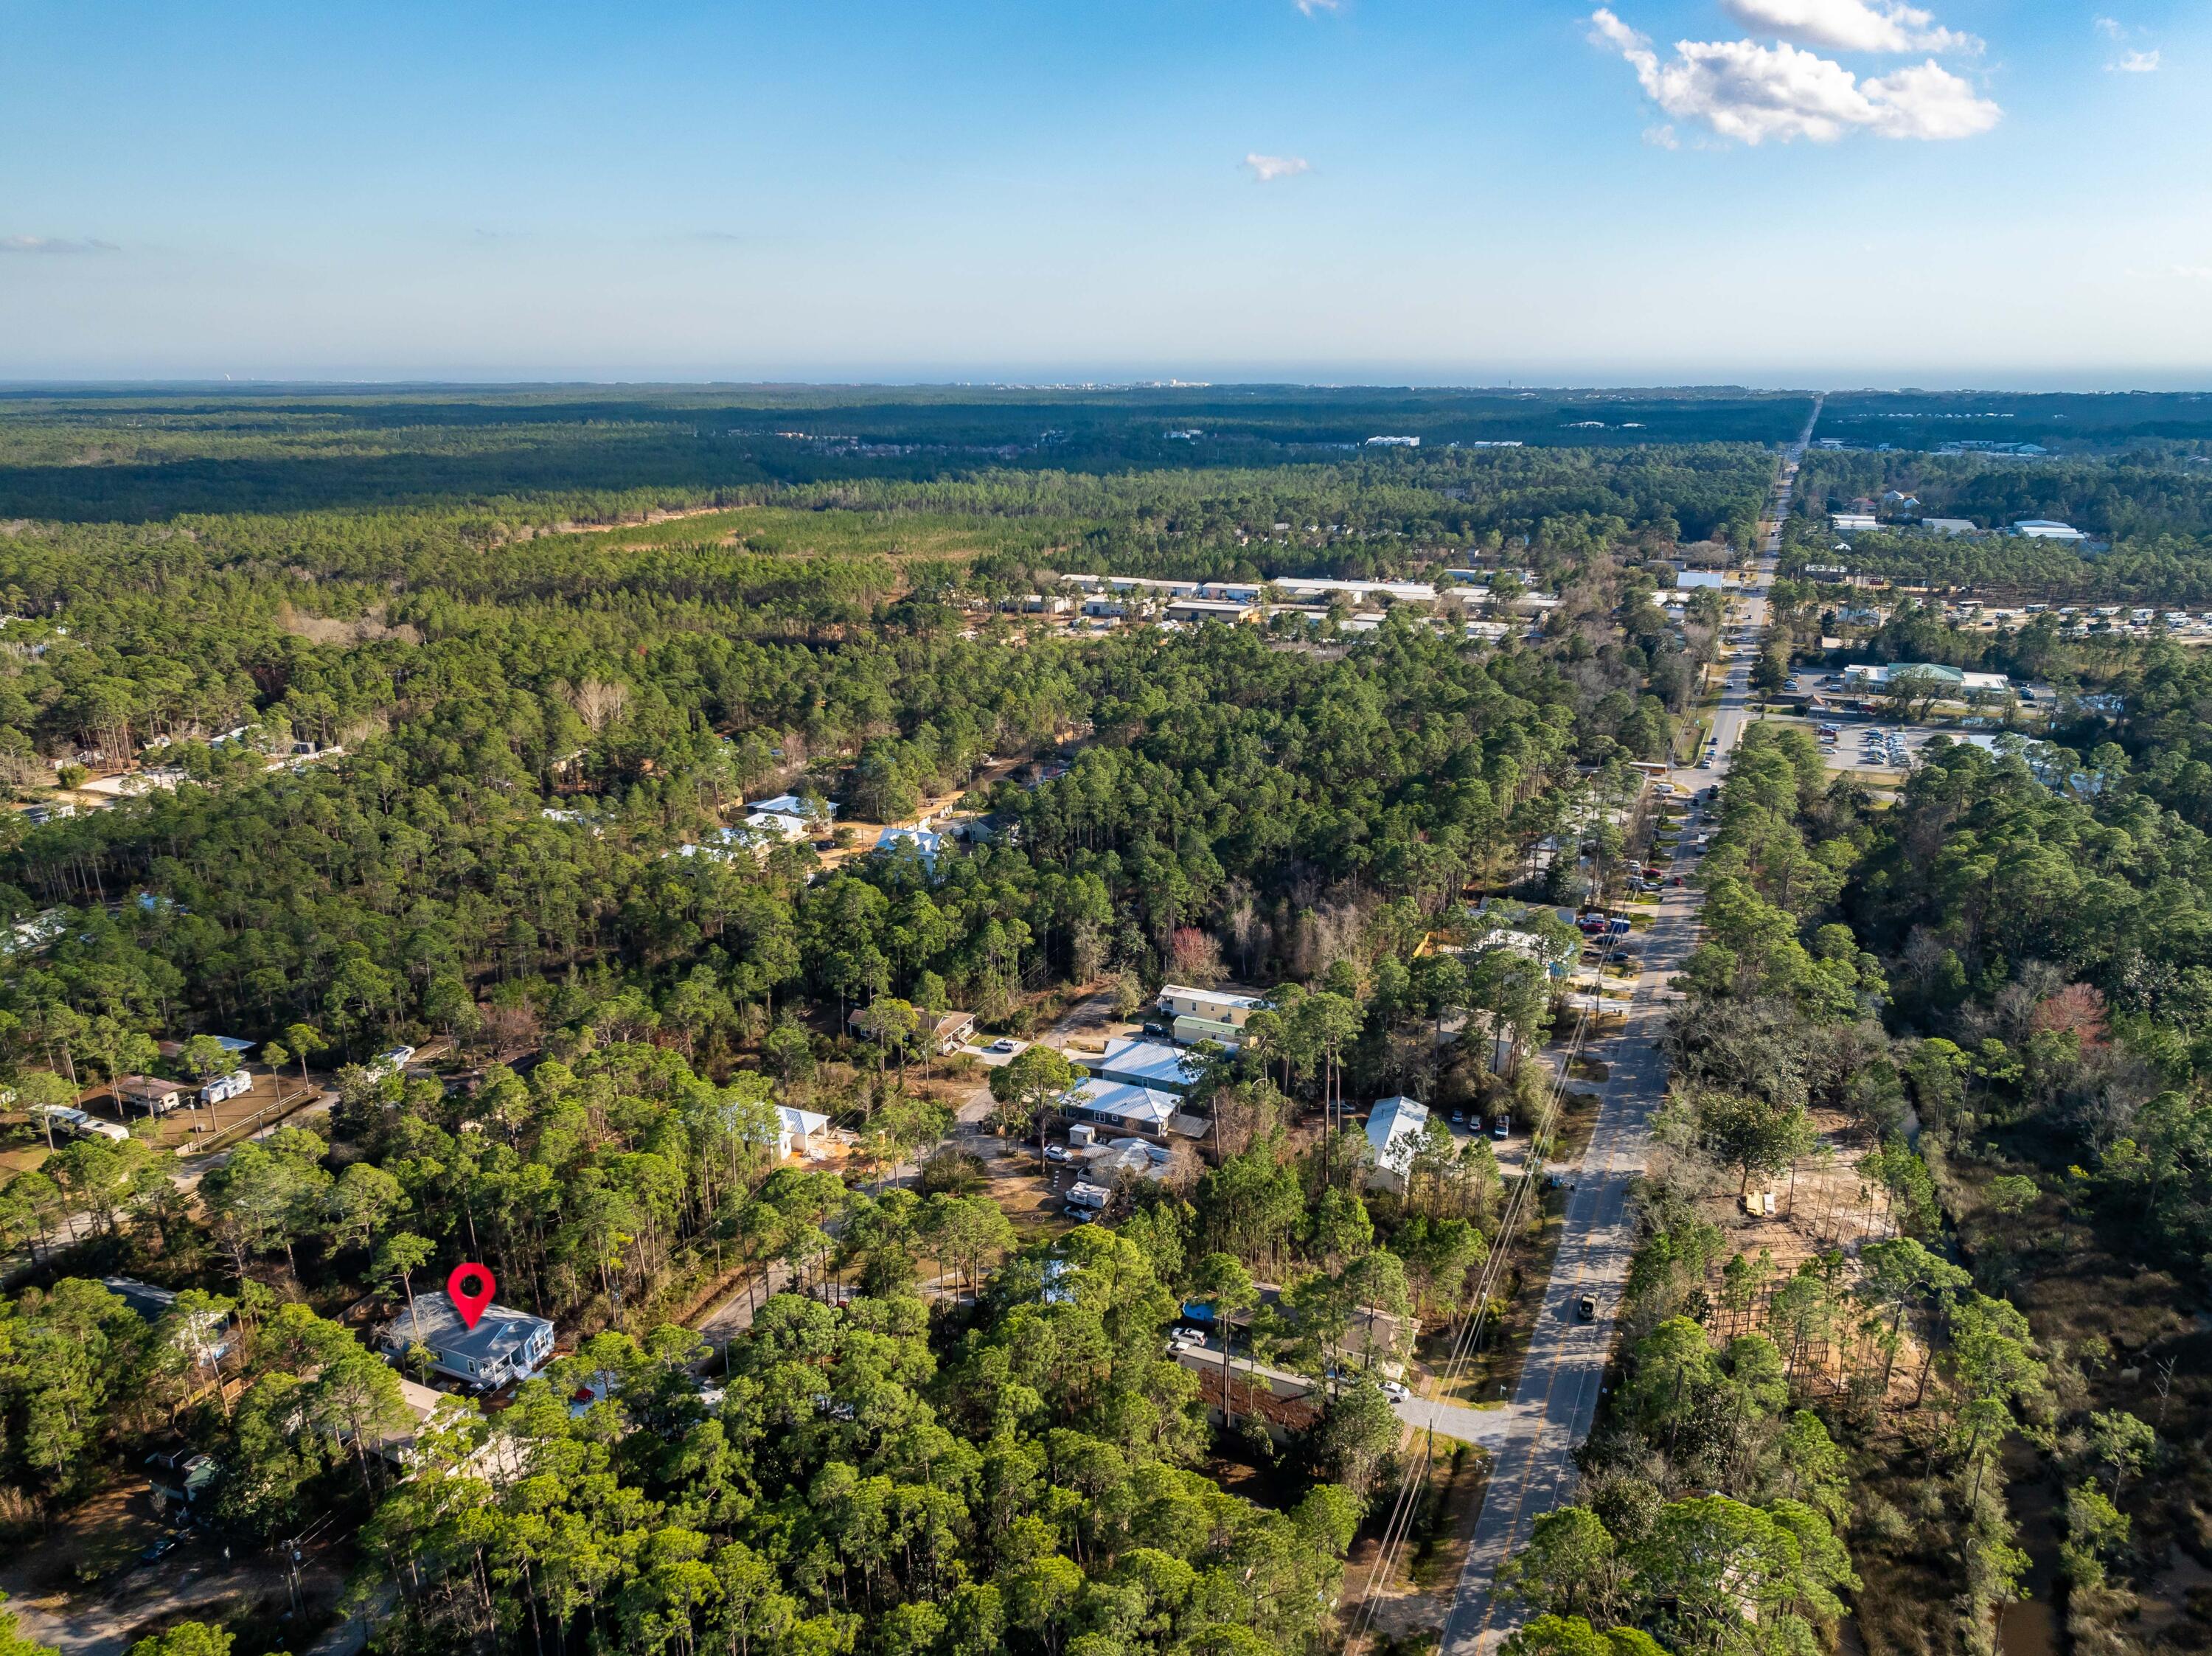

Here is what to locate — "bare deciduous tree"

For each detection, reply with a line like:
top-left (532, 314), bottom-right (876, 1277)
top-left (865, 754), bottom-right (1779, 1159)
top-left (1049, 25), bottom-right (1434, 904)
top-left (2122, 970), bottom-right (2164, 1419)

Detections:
top-left (568, 679), bottom-right (632, 733)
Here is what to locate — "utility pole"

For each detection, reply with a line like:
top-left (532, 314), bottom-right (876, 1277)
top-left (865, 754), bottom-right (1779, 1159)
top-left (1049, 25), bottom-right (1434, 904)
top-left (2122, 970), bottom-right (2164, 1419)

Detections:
top-left (276, 1512), bottom-right (331, 1621)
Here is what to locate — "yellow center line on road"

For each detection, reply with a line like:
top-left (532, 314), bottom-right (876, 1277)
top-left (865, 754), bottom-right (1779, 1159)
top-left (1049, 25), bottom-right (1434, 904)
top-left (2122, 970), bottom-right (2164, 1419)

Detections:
top-left (1444, 445), bottom-right (1798, 1652)
top-left (1455, 896), bottom-right (1685, 1651)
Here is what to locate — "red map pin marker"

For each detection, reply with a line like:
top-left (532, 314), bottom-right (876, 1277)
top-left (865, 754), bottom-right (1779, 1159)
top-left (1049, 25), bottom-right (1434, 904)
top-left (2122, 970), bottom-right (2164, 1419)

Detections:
top-left (446, 1263), bottom-right (496, 1329)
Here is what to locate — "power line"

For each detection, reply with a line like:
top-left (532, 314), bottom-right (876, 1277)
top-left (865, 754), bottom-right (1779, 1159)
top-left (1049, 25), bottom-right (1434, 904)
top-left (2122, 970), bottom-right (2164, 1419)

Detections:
top-left (1346, 868), bottom-right (1648, 1649)
top-left (1349, 440), bottom-right (1793, 1649)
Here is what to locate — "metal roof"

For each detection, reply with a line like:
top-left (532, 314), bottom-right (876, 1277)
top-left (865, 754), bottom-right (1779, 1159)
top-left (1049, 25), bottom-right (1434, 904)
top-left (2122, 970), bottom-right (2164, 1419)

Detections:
top-left (378, 1298), bottom-right (552, 1367)
top-left (1089, 1037), bottom-right (1201, 1093)
top-left (1366, 1096), bottom-right (1430, 1177)
top-left (1067, 1078), bottom-right (1180, 1132)
top-left (102, 1276), bottom-right (178, 1321)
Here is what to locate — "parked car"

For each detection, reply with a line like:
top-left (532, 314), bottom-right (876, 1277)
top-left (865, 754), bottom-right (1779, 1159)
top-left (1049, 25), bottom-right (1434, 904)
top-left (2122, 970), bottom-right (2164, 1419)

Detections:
top-left (1380, 1378), bottom-right (1412, 1402)
top-left (987, 1038), bottom-right (1017, 1054)
top-left (1044, 1144), bottom-right (1071, 1163)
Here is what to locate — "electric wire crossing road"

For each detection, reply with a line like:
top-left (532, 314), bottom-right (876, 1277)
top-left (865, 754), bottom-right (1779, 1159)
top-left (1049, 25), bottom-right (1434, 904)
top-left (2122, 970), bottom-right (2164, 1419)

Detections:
top-left (1438, 399), bottom-right (1820, 1656)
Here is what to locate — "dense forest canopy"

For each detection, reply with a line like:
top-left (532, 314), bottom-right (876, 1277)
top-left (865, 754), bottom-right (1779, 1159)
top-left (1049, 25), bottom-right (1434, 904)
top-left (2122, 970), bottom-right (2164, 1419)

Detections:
top-left (1815, 389), bottom-right (2212, 453)
top-left (9, 388), bottom-right (2212, 1656)
top-left (0, 390), bottom-right (1732, 1656)
top-left (0, 386), bottom-right (1807, 523)
top-left (1795, 450), bottom-right (2212, 538)
top-left (1783, 450), bottom-right (2212, 601)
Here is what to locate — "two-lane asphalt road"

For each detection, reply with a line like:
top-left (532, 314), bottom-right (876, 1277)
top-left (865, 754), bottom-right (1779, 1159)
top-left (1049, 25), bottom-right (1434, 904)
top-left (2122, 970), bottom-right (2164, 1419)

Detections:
top-left (1438, 401), bottom-right (1817, 1655)
top-left (1436, 863), bottom-right (1705, 1656)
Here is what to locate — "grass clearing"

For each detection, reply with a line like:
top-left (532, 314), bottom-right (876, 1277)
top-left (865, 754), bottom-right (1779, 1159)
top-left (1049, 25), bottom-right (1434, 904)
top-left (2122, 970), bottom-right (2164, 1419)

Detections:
top-left (1551, 1088), bottom-right (1602, 1166)
top-left (1432, 1193), bottom-right (1568, 1407)
top-left (1340, 1438), bottom-right (1493, 1647)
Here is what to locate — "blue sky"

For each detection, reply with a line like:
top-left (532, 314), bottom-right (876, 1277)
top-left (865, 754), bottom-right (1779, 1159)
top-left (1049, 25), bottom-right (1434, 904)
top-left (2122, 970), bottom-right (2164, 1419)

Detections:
top-left (2, 0), bottom-right (2206, 385)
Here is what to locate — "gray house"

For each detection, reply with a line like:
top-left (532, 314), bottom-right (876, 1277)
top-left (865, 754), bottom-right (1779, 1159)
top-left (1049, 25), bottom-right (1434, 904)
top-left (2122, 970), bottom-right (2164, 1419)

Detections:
top-left (377, 1295), bottom-right (554, 1392)
top-left (104, 1276), bottom-right (236, 1363)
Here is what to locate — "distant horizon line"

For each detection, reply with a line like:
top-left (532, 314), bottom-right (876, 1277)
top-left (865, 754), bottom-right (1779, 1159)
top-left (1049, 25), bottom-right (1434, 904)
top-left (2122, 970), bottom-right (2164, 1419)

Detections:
top-left (1, 373), bottom-right (2209, 397)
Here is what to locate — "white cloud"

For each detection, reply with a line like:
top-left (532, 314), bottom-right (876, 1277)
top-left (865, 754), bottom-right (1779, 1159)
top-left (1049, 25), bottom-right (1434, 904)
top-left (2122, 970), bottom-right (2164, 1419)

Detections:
top-left (0, 234), bottom-right (119, 255)
top-left (1590, 8), bottom-right (2000, 143)
top-left (1294, 0), bottom-right (1341, 13)
top-left (1718, 0), bottom-right (1978, 55)
top-left (1857, 60), bottom-right (2004, 136)
top-left (1643, 123), bottom-right (1681, 147)
top-left (2109, 48), bottom-right (2160, 71)
top-left (2095, 15), bottom-right (2126, 38)
top-left (1244, 153), bottom-right (1312, 182)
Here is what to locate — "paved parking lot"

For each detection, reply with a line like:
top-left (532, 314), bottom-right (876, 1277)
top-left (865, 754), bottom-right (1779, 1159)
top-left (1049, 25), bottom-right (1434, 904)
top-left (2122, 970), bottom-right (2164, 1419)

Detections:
top-left (1785, 717), bottom-right (1946, 778)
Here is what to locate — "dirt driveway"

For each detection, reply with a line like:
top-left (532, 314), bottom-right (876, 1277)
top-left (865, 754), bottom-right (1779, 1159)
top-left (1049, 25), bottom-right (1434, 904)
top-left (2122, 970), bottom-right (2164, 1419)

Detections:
top-left (0, 1483), bottom-right (344, 1656)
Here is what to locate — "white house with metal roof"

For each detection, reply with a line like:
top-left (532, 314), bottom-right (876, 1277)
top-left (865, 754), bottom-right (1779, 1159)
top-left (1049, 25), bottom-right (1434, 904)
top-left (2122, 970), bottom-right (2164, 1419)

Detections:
top-left (377, 1296), bottom-right (555, 1393)
top-left (873, 826), bottom-right (945, 868)
top-left (748, 793), bottom-right (836, 822)
top-left (742, 810), bottom-right (813, 841)
top-left (1364, 1096), bottom-right (1430, 1191)
top-left (774, 1105), bottom-right (832, 1160)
